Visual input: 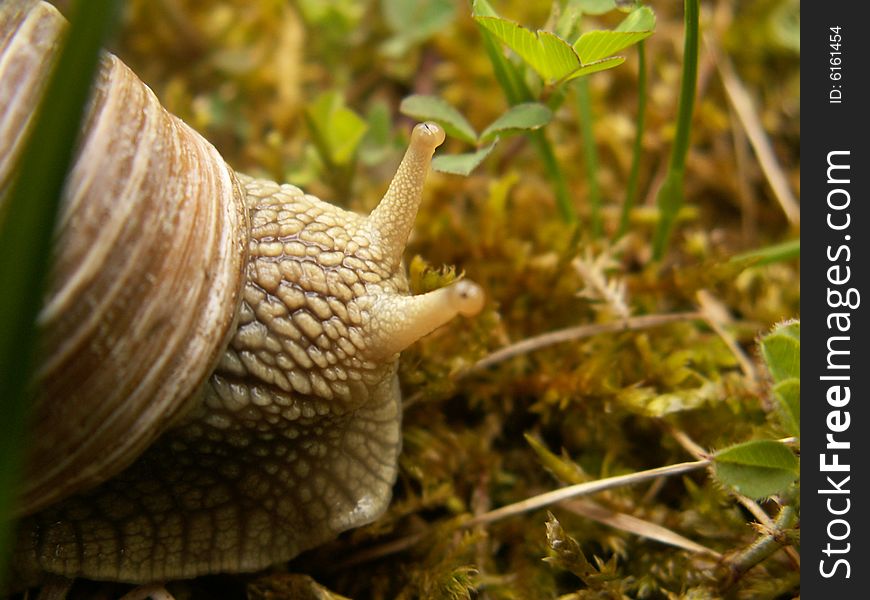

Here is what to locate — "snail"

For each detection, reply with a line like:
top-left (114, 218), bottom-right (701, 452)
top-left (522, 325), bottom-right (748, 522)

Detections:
top-left (1, 0), bottom-right (484, 588)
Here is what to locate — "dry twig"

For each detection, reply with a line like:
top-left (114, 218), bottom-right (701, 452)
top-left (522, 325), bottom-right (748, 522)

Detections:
top-left (561, 498), bottom-right (721, 558)
top-left (664, 423), bottom-right (800, 568)
top-left (470, 312), bottom-right (703, 372)
top-left (463, 460), bottom-right (709, 527)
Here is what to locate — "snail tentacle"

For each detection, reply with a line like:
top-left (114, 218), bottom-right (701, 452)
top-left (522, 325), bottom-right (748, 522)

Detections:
top-left (366, 280), bottom-right (485, 361)
top-left (366, 121), bottom-right (446, 267)
top-left (2, 1), bottom-right (483, 590)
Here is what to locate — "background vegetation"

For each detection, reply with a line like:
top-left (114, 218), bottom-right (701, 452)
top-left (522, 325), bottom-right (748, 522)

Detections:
top-left (6, 0), bottom-right (800, 597)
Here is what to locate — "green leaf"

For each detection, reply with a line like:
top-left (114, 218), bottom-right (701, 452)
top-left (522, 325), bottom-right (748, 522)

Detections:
top-left (359, 101), bottom-right (393, 166)
top-left (567, 0), bottom-right (617, 16)
top-left (480, 102), bottom-right (553, 141)
top-left (399, 95), bottom-right (478, 144)
top-left (773, 378), bottom-right (800, 437)
top-left (563, 56), bottom-right (625, 80)
top-left (574, 30), bottom-right (653, 63)
top-left (471, 0), bottom-right (500, 20)
top-left (715, 441), bottom-right (799, 473)
top-left (304, 91), bottom-right (368, 166)
top-left (431, 143), bottom-right (497, 175)
top-left (760, 321), bottom-right (800, 383)
top-left (618, 381), bottom-right (721, 417)
top-left (525, 433), bottom-right (589, 485)
top-left (474, 16), bottom-right (582, 83)
top-left (770, 0), bottom-right (800, 53)
top-left (472, 0), bottom-right (643, 84)
top-left (555, 3), bottom-right (582, 41)
top-left (380, 0), bottom-right (456, 56)
top-left (713, 440), bottom-right (799, 499)
top-left (298, 0), bottom-right (364, 32)
top-left (615, 6), bottom-right (656, 33)
top-left (572, 7), bottom-right (654, 64)
top-left (476, 10), bottom-right (534, 105)
top-left (760, 321), bottom-right (800, 436)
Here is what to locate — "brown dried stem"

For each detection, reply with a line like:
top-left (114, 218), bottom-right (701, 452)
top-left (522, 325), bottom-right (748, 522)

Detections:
top-left (463, 460), bottom-right (709, 528)
top-left (470, 312), bottom-right (703, 373)
top-left (704, 36), bottom-right (800, 226)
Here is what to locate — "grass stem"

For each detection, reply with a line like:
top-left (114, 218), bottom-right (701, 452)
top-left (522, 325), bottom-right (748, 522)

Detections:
top-left (0, 0), bottom-right (120, 580)
top-left (479, 26), bottom-right (577, 223)
top-left (618, 41), bottom-right (648, 239)
top-left (575, 78), bottom-right (602, 235)
top-left (652, 0), bottom-right (700, 259)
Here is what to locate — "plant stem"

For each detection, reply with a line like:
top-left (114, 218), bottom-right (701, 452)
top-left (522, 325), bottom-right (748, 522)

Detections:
top-left (723, 487), bottom-right (799, 587)
top-left (479, 27), bottom-right (529, 106)
top-left (618, 41), bottom-right (648, 239)
top-left (667, 0), bottom-right (700, 176)
top-left (529, 129), bottom-right (577, 223)
top-left (479, 26), bottom-right (577, 223)
top-left (730, 238), bottom-right (800, 266)
top-left (652, 0), bottom-right (700, 259)
top-left (575, 78), bottom-right (602, 236)
top-left (470, 311), bottom-right (703, 372)
top-left (465, 460), bottom-right (709, 527)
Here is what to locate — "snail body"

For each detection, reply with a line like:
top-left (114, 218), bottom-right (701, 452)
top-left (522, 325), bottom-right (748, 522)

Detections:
top-left (1, 0), bottom-right (483, 586)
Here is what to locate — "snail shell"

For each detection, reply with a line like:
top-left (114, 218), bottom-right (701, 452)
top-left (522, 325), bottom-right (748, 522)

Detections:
top-left (1, 0), bottom-right (484, 586)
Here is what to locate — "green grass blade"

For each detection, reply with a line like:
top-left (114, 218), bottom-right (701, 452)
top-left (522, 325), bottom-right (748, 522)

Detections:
top-left (730, 239), bottom-right (800, 266)
top-left (0, 0), bottom-right (121, 581)
top-left (472, 0), bottom-right (528, 104)
top-left (575, 78), bottom-right (602, 236)
top-left (479, 26), bottom-right (530, 106)
top-left (528, 129), bottom-right (576, 223)
top-left (304, 91), bottom-right (368, 166)
top-left (617, 41), bottom-right (647, 239)
top-left (652, 0), bottom-right (699, 259)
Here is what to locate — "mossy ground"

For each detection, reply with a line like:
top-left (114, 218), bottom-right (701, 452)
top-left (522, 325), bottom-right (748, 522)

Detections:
top-left (64, 0), bottom-right (800, 597)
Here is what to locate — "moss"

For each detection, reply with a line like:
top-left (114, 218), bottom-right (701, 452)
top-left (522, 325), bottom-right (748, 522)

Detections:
top-left (102, 0), bottom-right (802, 597)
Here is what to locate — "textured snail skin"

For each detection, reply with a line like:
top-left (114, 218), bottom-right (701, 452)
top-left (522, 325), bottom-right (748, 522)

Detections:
top-left (12, 128), bottom-right (484, 585)
top-left (4, 1), bottom-right (484, 588)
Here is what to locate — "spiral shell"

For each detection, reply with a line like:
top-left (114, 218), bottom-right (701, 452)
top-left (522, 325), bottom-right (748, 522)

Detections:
top-left (0, 0), bottom-right (249, 515)
top-left (2, 0), bottom-right (484, 587)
